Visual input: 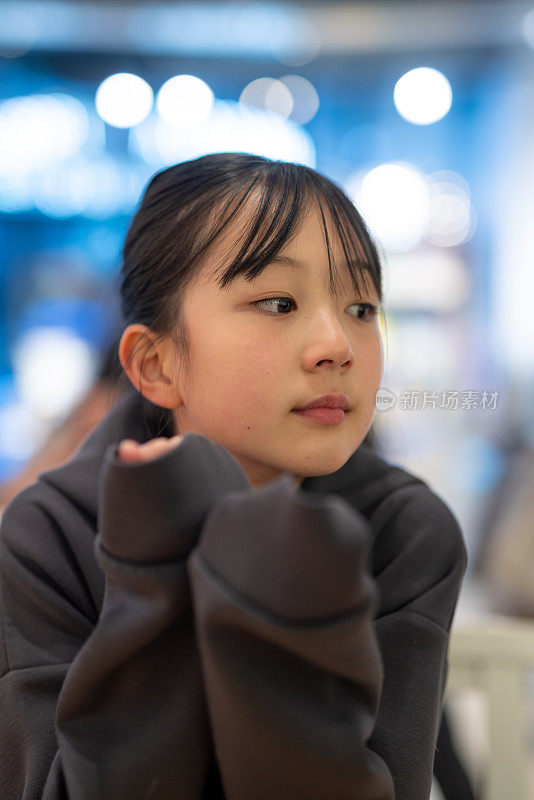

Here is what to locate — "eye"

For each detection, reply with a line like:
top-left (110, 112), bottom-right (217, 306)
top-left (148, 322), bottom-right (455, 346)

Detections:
top-left (349, 303), bottom-right (379, 322)
top-left (252, 297), bottom-right (296, 315)
top-left (252, 296), bottom-right (379, 321)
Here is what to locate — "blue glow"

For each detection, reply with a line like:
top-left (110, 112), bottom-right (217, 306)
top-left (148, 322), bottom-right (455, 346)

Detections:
top-left (132, 98), bottom-right (316, 167)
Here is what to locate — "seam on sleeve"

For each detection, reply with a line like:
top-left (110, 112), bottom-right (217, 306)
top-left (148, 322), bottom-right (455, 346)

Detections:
top-left (0, 660), bottom-right (72, 679)
top-left (98, 540), bottom-right (191, 568)
top-left (374, 606), bottom-right (449, 635)
top-left (192, 549), bottom-right (373, 630)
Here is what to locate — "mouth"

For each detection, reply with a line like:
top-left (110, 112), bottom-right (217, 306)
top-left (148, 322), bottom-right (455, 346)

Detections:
top-left (292, 393), bottom-right (351, 412)
top-left (292, 406), bottom-right (348, 425)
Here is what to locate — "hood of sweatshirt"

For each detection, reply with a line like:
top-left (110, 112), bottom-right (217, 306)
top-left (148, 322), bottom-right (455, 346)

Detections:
top-left (41, 384), bottom-right (426, 524)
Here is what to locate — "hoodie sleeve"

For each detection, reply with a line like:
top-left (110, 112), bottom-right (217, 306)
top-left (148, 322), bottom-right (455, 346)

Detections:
top-left (187, 476), bottom-right (396, 800)
top-left (186, 474), bottom-right (467, 800)
top-left (365, 483), bottom-right (469, 800)
top-left (0, 432), bottom-right (251, 800)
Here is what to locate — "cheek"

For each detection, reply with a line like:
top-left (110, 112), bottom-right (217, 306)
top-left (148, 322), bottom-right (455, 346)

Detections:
top-left (373, 336), bottom-right (384, 382)
top-left (360, 331), bottom-right (382, 365)
top-left (194, 330), bottom-right (279, 406)
top-left (358, 335), bottom-right (383, 392)
top-left (233, 341), bottom-right (283, 401)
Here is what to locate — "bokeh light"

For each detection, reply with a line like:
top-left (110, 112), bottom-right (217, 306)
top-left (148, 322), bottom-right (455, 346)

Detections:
top-left (0, 5), bottom-right (37, 58)
top-left (239, 77), bottom-right (294, 120)
top-left (280, 75), bottom-right (319, 124)
top-left (156, 75), bottom-right (214, 128)
top-left (384, 249), bottom-right (471, 312)
top-left (132, 98), bottom-right (315, 167)
top-left (270, 12), bottom-right (321, 66)
top-left (394, 67), bottom-right (452, 125)
top-left (425, 170), bottom-right (477, 247)
top-left (12, 327), bottom-right (97, 421)
top-left (95, 72), bottom-right (153, 128)
top-left (346, 161), bottom-right (430, 252)
top-left (0, 93), bottom-right (89, 176)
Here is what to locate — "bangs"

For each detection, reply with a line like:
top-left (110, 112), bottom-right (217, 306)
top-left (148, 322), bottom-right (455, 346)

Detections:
top-left (311, 173), bottom-right (383, 303)
top-left (199, 161), bottom-right (383, 303)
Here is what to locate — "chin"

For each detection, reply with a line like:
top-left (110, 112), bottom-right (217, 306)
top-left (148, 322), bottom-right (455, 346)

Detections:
top-left (296, 454), bottom-right (349, 479)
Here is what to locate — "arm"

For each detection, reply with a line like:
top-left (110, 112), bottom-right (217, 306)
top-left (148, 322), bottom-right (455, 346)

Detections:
top-left (187, 478), bottom-right (396, 800)
top-left (366, 484), bottom-right (469, 800)
top-left (0, 433), bottom-right (251, 799)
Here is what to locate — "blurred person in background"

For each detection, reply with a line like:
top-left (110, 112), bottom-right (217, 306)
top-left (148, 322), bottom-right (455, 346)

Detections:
top-left (0, 335), bottom-right (123, 511)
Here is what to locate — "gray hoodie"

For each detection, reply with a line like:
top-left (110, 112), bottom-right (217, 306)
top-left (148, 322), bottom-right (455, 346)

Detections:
top-left (0, 385), bottom-right (468, 799)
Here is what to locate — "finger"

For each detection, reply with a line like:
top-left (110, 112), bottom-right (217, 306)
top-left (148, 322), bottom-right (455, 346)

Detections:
top-left (118, 436), bottom-right (183, 463)
top-left (117, 440), bottom-right (144, 462)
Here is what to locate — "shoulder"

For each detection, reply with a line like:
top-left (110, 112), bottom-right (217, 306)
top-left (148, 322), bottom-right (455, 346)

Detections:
top-left (310, 442), bottom-right (468, 574)
top-left (0, 384), bottom-right (148, 592)
top-left (1, 480), bottom-right (61, 558)
top-left (342, 444), bottom-right (467, 566)
top-left (333, 445), bottom-right (468, 619)
top-left (0, 475), bottom-right (93, 565)
top-left (367, 478), bottom-right (468, 627)
top-left (372, 479), bottom-right (468, 568)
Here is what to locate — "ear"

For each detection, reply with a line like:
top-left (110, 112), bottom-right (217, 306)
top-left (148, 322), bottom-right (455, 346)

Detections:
top-left (118, 324), bottom-right (182, 409)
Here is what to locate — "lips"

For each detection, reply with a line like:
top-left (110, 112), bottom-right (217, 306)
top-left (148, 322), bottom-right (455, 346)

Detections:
top-left (293, 393), bottom-right (351, 412)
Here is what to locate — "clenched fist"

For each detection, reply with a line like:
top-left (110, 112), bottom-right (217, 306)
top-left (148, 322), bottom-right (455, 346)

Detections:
top-left (118, 434), bottom-right (184, 464)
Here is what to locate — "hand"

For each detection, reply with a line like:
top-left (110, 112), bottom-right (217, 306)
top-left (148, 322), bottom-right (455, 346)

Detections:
top-left (117, 434), bottom-right (184, 464)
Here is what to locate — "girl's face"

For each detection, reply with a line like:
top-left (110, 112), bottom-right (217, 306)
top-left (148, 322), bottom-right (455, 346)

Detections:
top-left (172, 200), bottom-right (383, 488)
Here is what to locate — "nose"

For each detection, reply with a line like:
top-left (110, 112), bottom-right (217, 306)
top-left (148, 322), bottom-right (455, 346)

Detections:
top-left (301, 309), bottom-right (354, 370)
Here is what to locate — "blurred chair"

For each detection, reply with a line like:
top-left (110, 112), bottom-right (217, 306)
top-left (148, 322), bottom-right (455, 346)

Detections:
top-left (445, 613), bottom-right (534, 800)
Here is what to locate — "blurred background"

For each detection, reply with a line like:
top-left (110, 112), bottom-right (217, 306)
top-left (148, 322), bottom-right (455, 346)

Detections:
top-left (1, 1), bottom-right (534, 797)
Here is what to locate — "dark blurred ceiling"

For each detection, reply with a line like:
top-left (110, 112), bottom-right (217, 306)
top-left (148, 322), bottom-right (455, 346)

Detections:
top-left (1, 0), bottom-right (532, 56)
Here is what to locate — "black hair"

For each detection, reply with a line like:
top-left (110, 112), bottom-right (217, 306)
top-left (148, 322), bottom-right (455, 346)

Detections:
top-left (113, 151), bottom-right (385, 438)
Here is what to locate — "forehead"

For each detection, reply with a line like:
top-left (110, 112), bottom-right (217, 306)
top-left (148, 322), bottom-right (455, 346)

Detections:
top-left (197, 191), bottom-right (377, 294)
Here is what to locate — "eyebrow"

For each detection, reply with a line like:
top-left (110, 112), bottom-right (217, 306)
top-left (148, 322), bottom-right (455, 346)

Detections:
top-left (263, 256), bottom-right (381, 302)
top-left (267, 255), bottom-right (307, 270)
top-left (268, 255), bottom-right (373, 276)
top-left (267, 255), bottom-right (376, 288)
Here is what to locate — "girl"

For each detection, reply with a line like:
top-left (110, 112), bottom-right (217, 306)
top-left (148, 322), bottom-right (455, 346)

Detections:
top-left (0, 152), bottom-right (468, 799)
